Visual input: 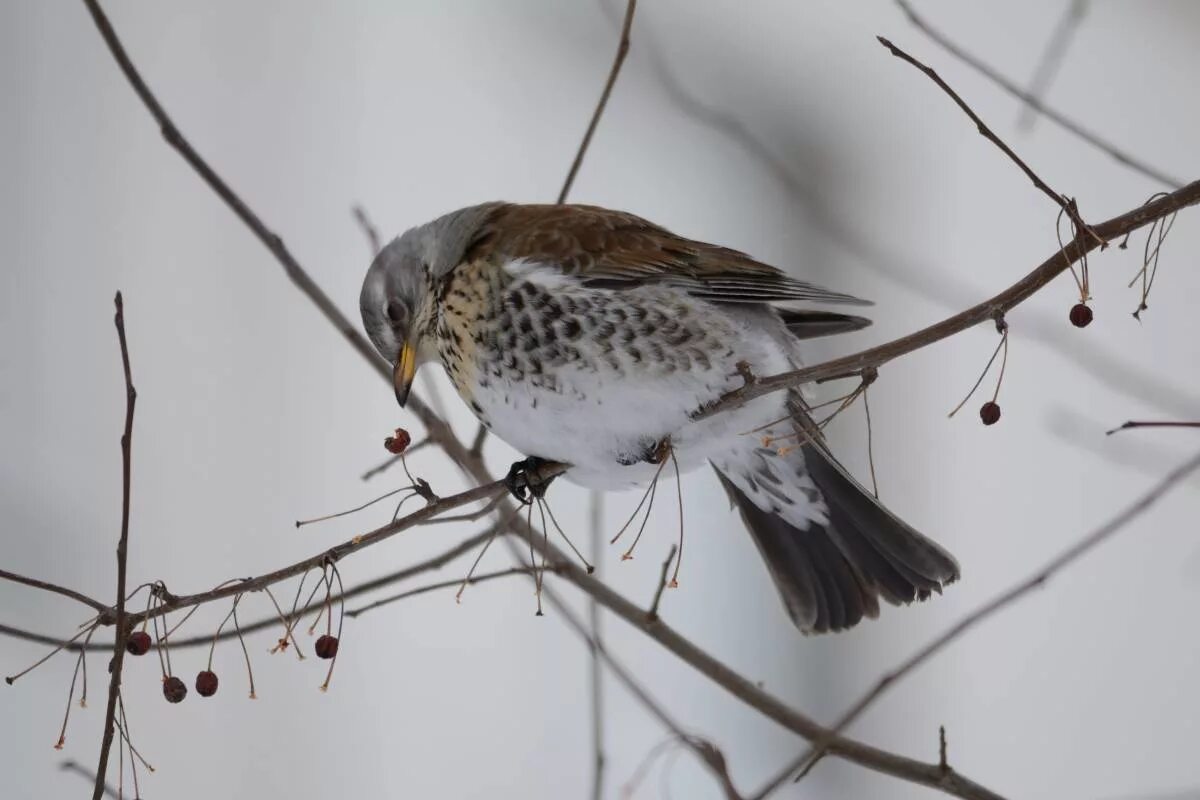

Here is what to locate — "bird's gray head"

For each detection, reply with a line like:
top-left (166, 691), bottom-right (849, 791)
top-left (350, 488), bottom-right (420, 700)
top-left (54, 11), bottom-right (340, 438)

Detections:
top-left (359, 201), bottom-right (503, 406)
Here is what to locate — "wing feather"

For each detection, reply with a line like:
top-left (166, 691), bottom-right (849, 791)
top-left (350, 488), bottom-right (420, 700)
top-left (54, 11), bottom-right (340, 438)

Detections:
top-left (466, 203), bottom-right (871, 307)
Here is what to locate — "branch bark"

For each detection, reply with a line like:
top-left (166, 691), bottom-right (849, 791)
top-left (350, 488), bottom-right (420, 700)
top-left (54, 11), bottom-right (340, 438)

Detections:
top-left (91, 292), bottom-right (137, 800)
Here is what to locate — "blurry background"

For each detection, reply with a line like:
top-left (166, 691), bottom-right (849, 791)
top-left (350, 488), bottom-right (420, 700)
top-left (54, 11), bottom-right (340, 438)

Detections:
top-left (3, 1), bottom-right (1199, 798)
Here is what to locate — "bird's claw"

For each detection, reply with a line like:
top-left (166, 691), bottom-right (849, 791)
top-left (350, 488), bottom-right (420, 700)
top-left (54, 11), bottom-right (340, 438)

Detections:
top-left (504, 456), bottom-right (555, 504)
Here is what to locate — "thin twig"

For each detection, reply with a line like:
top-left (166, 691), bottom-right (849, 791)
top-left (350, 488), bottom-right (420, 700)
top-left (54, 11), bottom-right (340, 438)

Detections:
top-left (757, 448), bottom-right (1200, 795)
top-left (894, 0), bottom-right (1184, 188)
top-left (92, 292), bottom-right (137, 800)
top-left (877, 36), bottom-right (1097, 243)
top-left (1107, 420), bottom-right (1200, 436)
top-left (99, 465), bottom-right (565, 630)
top-left (0, 570), bottom-right (109, 614)
top-left (556, 0), bottom-right (637, 204)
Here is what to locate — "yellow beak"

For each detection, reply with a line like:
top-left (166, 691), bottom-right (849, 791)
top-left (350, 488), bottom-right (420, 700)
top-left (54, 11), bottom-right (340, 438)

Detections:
top-left (393, 342), bottom-right (417, 407)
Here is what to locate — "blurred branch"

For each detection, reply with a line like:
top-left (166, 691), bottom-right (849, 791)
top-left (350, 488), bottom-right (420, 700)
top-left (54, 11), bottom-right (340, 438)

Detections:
top-left (1016, 0), bottom-right (1088, 132)
top-left (588, 491), bottom-right (607, 800)
top-left (352, 205), bottom-right (383, 254)
top-left (762, 447), bottom-right (1200, 791)
top-left (91, 292), bottom-right (137, 800)
top-left (895, 0), bottom-right (1184, 188)
top-left (557, 0), bottom-right (637, 204)
top-left (61, 761), bottom-right (117, 799)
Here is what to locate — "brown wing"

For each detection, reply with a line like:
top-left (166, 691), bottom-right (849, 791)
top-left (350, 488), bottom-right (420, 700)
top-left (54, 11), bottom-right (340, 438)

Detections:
top-left (466, 203), bottom-right (870, 306)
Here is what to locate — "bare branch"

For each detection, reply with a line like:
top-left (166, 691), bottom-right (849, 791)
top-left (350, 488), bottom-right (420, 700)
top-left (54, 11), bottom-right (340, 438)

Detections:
top-left (92, 292), bottom-right (137, 800)
top-left (1107, 420), bottom-right (1200, 436)
top-left (608, 0), bottom-right (1198, 417)
top-left (894, 0), bottom-right (1183, 188)
top-left (0, 569), bottom-right (109, 614)
top-left (761, 447), bottom-right (1200, 793)
top-left (523, 530), bottom-right (1004, 800)
top-left (557, 0), bottom-right (637, 204)
top-left (697, 180), bottom-right (1200, 420)
top-left (79, 0), bottom-right (465, 467)
top-left (877, 36), bottom-right (1096, 241)
top-left (114, 464), bottom-right (566, 630)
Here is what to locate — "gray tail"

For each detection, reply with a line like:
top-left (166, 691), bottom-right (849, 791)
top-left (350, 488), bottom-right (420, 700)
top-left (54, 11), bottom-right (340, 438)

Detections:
top-left (715, 419), bottom-right (959, 634)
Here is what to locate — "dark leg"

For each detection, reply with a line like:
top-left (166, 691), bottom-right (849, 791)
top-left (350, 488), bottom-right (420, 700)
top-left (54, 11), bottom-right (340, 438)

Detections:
top-left (504, 456), bottom-right (557, 504)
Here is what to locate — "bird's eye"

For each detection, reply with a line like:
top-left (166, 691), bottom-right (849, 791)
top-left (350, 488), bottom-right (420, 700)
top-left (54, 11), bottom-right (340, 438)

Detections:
top-left (386, 302), bottom-right (408, 325)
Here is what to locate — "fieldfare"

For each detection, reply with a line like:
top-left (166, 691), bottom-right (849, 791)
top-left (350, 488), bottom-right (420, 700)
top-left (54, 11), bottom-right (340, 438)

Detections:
top-left (360, 203), bottom-right (959, 633)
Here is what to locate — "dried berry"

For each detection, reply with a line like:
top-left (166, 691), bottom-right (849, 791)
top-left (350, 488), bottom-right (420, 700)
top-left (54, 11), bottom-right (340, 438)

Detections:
top-left (163, 675), bottom-right (188, 704)
top-left (1069, 303), bottom-right (1093, 328)
top-left (125, 631), bottom-right (152, 656)
top-left (314, 635), bottom-right (339, 660)
top-left (195, 670), bottom-right (219, 697)
top-left (384, 427), bottom-right (412, 455)
top-left (979, 401), bottom-right (1001, 426)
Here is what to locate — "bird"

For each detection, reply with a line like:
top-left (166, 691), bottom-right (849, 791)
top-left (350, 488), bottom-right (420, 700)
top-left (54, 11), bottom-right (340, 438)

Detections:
top-left (359, 202), bottom-right (959, 633)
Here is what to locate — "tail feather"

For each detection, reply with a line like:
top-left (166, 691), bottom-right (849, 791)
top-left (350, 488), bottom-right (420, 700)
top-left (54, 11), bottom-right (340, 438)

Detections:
top-left (713, 432), bottom-right (959, 634)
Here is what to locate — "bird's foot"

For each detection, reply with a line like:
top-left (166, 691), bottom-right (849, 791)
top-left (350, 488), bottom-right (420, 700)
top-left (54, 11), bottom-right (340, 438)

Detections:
top-left (504, 456), bottom-right (556, 504)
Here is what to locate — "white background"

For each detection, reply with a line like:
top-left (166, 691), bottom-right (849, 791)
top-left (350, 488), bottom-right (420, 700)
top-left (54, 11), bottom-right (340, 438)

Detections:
top-left (3, 2), bottom-right (1199, 798)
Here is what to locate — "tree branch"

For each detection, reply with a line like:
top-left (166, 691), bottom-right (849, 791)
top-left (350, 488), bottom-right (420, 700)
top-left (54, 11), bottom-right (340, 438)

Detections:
top-left (894, 0), bottom-right (1184, 189)
top-left (521, 530), bottom-right (1004, 800)
top-left (0, 569), bottom-right (109, 614)
top-left (91, 292), bottom-right (137, 800)
top-left (697, 179), bottom-right (1200, 420)
top-left (557, 0), bottom-right (637, 204)
top-left (762, 447), bottom-right (1200, 791)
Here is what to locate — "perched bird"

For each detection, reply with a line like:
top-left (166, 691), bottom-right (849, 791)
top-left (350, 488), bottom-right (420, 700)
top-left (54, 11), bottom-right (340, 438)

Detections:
top-left (360, 203), bottom-right (959, 633)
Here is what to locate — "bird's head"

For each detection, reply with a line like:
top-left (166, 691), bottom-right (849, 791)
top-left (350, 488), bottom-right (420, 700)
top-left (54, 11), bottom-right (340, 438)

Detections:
top-left (359, 202), bottom-right (503, 406)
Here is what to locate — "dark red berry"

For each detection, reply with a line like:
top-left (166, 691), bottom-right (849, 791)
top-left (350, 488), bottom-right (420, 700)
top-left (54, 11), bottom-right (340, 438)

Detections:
top-left (163, 675), bottom-right (188, 703)
top-left (384, 427), bottom-right (412, 455)
top-left (314, 634), bottom-right (339, 660)
top-left (979, 401), bottom-right (1001, 426)
top-left (195, 670), bottom-right (219, 697)
top-left (1069, 303), bottom-right (1093, 328)
top-left (125, 630), bottom-right (152, 656)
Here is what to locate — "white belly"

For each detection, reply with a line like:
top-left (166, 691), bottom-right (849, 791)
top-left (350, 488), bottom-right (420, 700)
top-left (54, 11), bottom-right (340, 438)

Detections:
top-left (459, 292), bottom-right (797, 490)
